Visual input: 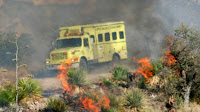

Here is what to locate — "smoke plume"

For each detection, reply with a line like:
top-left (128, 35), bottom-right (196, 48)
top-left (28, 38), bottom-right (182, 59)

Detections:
top-left (0, 0), bottom-right (200, 71)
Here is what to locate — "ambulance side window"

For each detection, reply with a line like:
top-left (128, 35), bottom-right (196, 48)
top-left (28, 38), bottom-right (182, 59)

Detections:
top-left (84, 38), bottom-right (89, 47)
top-left (105, 33), bottom-right (110, 41)
top-left (119, 31), bottom-right (124, 39)
top-left (98, 34), bottom-right (103, 42)
top-left (112, 32), bottom-right (117, 40)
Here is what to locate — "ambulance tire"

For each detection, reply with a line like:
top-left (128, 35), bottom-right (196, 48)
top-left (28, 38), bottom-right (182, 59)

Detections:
top-left (112, 55), bottom-right (120, 66)
top-left (79, 58), bottom-right (88, 71)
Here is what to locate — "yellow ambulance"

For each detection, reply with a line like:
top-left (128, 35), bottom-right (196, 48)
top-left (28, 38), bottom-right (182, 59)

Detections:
top-left (46, 21), bottom-right (128, 70)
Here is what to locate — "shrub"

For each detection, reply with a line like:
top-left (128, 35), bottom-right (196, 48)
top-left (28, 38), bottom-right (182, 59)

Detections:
top-left (124, 89), bottom-right (145, 109)
top-left (0, 89), bottom-right (15, 107)
top-left (108, 94), bottom-right (122, 109)
top-left (46, 98), bottom-right (68, 112)
top-left (18, 78), bottom-right (42, 101)
top-left (102, 77), bottom-right (117, 88)
top-left (68, 68), bottom-right (87, 87)
top-left (112, 66), bottom-right (129, 81)
top-left (173, 94), bottom-right (183, 109)
top-left (138, 77), bottom-right (146, 89)
top-left (163, 75), bottom-right (184, 96)
top-left (151, 59), bottom-right (164, 75)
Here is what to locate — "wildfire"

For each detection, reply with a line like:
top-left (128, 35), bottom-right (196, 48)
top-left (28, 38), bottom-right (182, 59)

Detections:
top-left (134, 57), bottom-right (154, 83)
top-left (80, 96), bottom-right (101, 112)
top-left (57, 58), bottom-right (110, 111)
top-left (80, 92), bottom-right (110, 112)
top-left (165, 36), bottom-right (177, 66)
top-left (57, 58), bottom-right (73, 93)
top-left (165, 49), bottom-right (177, 66)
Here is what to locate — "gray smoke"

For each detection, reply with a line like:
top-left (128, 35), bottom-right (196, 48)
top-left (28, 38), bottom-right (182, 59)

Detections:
top-left (0, 0), bottom-right (200, 71)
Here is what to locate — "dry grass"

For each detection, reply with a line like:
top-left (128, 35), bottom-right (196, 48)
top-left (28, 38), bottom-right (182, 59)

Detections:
top-left (177, 102), bottom-right (200, 112)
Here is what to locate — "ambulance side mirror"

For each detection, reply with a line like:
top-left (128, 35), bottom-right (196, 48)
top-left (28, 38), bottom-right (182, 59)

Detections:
top-left (51, 41), bottom-right (55, 46)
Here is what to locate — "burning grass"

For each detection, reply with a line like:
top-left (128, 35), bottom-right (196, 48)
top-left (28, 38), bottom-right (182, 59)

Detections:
top-left (134, 57), bottom-right (154, 83)
top-left (57, 59), bottom-right (111, 112)
top-left (80, 92), bottom-right (110, 112)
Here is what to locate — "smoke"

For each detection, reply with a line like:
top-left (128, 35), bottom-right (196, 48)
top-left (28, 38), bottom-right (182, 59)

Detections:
top-left (0, 0), bottom-right (200, 71)
top-left (0, 0), bottom-right (3, 7)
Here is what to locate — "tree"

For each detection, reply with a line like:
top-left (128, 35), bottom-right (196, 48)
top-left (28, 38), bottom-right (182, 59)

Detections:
top-left (6, 33), bottom-right (29, 112)
top-left (165, 25), bottom-right (200, 109)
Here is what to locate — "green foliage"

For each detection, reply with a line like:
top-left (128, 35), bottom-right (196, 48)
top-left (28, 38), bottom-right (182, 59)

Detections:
top-left (108, 94), bottom-right (122, 109)
top-left (138, 77), bottom-right (146, 89)
top-left (0, 89), bottom-right (15, 107)
top-left (124, 89), bottom-right (144, 109)
top-left (18, 78), bottom-right (42, 101)
top-left (68, 68), bottom-right (87, 87)
top-left (47, 98), bottom-right (68, 112)
top-left (151, 59), bottom-right (164, 75)
top-left (163, 75), bottom-right (184, 96)
top-left (0, 79), bottom-right (42, 107)
top-left (173, 94), bottom-right (183, 109)
top-left (112, 66), bottom-right (129, 81)
top-left (174, 26), bottom-right (200, 47)
top-left (102, 77), bottom-right (117, 88)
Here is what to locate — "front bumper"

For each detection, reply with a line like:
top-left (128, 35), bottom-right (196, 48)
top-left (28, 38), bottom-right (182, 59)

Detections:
top-left (46, 63), bottom-right (79, 70)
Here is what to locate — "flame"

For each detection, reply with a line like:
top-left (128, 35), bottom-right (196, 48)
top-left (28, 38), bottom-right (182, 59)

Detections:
top-left (165, 49), bottom-right (177, 66)
top-left (164, 36), bottom-right (177, 66)
top-left (135, 57), bottom-right (154, 83)
top-left (57, 58), bottom-right (73, 93)
top-left (80, 96), bottom-right (101, 112)
top-left (80, 92), bottom-right (110, 112)
top-left (101, 96), bottom-right (110, 109)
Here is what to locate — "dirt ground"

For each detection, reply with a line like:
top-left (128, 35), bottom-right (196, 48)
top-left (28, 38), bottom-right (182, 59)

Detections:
top-left (33, 63), bottom-right (113, 97)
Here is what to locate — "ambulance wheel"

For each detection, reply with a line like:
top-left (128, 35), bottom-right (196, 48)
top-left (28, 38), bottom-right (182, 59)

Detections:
top-left (79, 58), bottom-right (88, 71)
top-left (112, 55), bottom-right (120, 66)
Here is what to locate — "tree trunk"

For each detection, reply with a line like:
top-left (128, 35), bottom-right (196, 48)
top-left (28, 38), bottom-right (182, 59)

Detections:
top-left (183, 82), bottom-right (192, 110)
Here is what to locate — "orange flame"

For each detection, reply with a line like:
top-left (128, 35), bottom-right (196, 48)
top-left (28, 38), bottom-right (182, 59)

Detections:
top-left (165, 36), bottom-right (177, 66)
top-left (165, 49), bottom-right (177, 66)
top-left (57, 58), bottom-right (73, 93)
top-left (135, 57), bottom-right (154, 83)
top-left (80, 96), bottom-right (101, 112)
top-left (80, 92), bottom-right (110, 112)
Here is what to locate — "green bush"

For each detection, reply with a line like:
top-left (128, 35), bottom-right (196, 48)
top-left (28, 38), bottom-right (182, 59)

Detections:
top-left (47, 98), bottom-right (68, 112)
top-left (0, 89), bottom-right (15, 107)
top-left (151, 59), bottom-right (164, 75)
top-left (138, 77), bottom-right (146, 89)
top-left (112, 66), bottom-right (128, 81)
top-left (0, 78), bottom-right (42, 107)
top-left (18, 78), bottom-right (42, 101)
top-left (124, 89), bottom-right (144, 109)
top-left (108, 94), bottom-right (122, 109)
top-left (163, 76), bottom-right (184, 96)
top-left (102, 77), bottom-right (117, 88)
top-left (173, 94), bottom-right (183, 109)
top-left (68, 68), bottom-right (87, 87)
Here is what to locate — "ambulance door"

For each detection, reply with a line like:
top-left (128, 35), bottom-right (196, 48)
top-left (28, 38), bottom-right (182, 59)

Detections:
top-left (96, 33), bottom-right (105, 62)
top-left (90, 35), bottom-right (98, 61)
